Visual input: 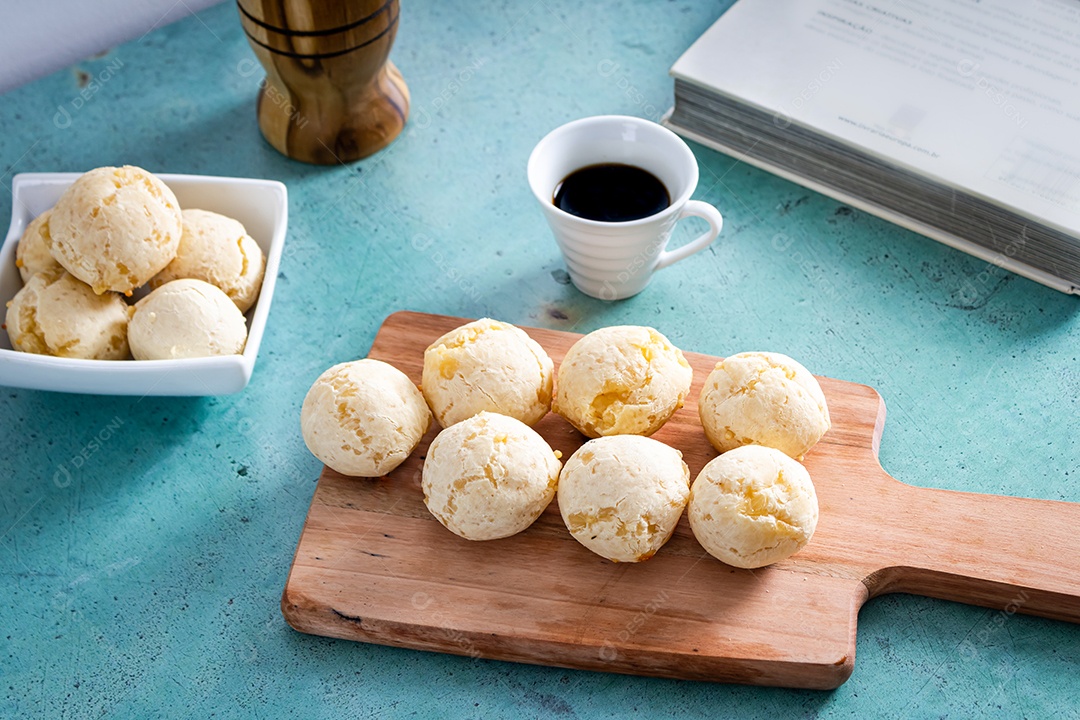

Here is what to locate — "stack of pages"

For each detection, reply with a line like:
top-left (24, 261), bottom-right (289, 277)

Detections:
top-left (666, 0), bottom-right (1080, 294)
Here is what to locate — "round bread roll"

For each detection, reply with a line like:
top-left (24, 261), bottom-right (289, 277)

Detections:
top-left (15, 210), bottom-right (61, 283)
top-left (49, 166), bottom-right (182, 295)
top-left (422, 318), bottom-right (553, 428)
top-left (699, 352), bottom-right (830, 459)
top-left (301, 359), bottom-right (432, 477)
top-left (5, 270), bottom-right (131, 359)
top-left (422, 412), bottom-right (562, 540)
top-left (553, 326), bottom-right (692, 437)
top-left (688, 445), bottom-right (818, 569)
top-left (150, 209), bottom-right (266, 312)
top-left (558, 435), bottom-right (689, 562)
top-left (128, 279), bottom-right (247, 360)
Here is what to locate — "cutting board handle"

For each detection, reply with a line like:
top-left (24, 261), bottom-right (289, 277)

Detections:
top-left (868, 478), bottom-right (1080, 624)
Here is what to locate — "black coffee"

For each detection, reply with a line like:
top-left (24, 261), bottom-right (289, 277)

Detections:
top-left (553, 163), bottom-right (670, 222)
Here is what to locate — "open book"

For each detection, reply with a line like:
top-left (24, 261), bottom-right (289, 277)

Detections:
top-left (665, 0), bottom-right (1080, 295)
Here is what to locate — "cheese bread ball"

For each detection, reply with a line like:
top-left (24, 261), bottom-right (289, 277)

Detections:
top-left (558, 435), bottom-right (689, 562)
top-left (150, 209), bottom-right (266, 312)
top-left (699, 352), bottom-right (830, 459)
top-left (422, 412), bottom-right (562, 540)
top-left (128, 279), bottom-right (247, 360)
top-left (301, 359), bottom-right (432, 477)
top-left (422, 318), bottom-right (553, 427)
top-left (688, 445), bottom-right (818, 569)
top-left (15, 209), bottom-right (61, 283)
top-left (5, 270), bottom-right (131, 359)
top-left (554, 326), bottom-right (692, 437)
top-left (49, 166), bottom-right (182, 294)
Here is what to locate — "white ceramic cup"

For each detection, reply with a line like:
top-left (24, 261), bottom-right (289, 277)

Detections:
top-left (528, 115), bottom-right (723, 300)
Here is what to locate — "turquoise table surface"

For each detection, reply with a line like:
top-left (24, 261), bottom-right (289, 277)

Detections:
top-left (2, 1), bottom-right (1078, 717)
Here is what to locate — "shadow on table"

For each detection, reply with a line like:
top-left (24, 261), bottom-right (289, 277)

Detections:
top-left (6, 389), bottom-right (213, 502)
top-left (479, 259), bottom-right (680, 334)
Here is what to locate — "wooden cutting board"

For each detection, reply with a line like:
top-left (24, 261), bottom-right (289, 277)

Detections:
top-left (281, 311), bottom-right (1080, 689)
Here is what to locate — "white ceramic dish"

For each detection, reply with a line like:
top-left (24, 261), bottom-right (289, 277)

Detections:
top-left (0, 172), bottom-right (287, 395)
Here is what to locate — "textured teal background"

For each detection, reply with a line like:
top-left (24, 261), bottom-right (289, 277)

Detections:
top-left (1, 1), bottom-right (1078, 717)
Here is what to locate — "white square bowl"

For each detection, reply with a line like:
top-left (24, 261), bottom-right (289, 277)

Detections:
top-left (0, 172), bottom-right (287, 396)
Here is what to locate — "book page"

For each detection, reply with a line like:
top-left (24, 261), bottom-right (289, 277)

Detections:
top-left (671, 0), bottom-right (1080, 234)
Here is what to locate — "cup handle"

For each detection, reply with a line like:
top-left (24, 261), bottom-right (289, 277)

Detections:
top-left (654, 200), bottom-right (723, 270)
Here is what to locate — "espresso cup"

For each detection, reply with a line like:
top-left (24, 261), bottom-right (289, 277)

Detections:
top-left (528, 115), bottom-right (723, 300)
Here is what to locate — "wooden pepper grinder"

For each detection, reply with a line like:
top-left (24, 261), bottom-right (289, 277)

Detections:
top-left (237, 0), bottom-right (409, 164)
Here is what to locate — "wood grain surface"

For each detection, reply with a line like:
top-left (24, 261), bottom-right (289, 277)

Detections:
top-left (238, 0), bottom-right (408, 164)
top-left (281, 311), bottom-right (1080, 689)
